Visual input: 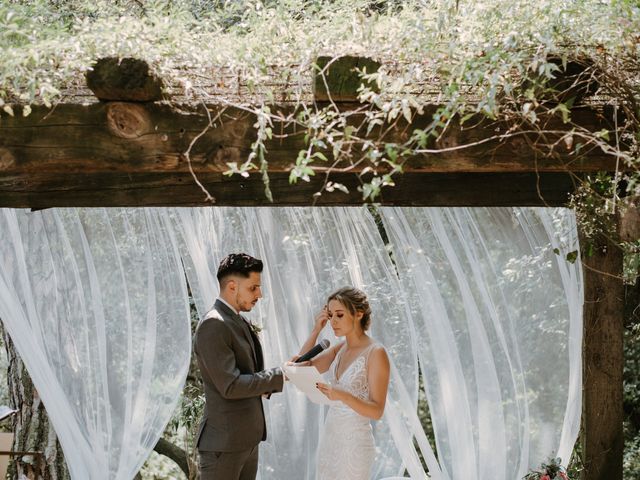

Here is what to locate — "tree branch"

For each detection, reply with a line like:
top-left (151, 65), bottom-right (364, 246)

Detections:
top-left (154, 437), bottom-right (190, 478)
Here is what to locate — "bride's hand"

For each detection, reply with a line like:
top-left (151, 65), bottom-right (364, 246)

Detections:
top-left (316, 382), bottom-right (344, 402)
top-left (313, 306), bottom-right (329, 332)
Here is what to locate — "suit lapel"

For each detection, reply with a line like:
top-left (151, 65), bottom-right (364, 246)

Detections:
top-left (214, 300), bottom-right (259, 370)
top-left (244, 318), bottom-right (264, 371)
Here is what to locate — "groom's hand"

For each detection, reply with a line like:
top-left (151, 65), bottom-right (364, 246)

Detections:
top-left (287, 355), bottom-right (310, 367)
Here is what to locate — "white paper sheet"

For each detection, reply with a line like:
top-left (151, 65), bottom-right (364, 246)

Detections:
top-left (282, 365), bottom-right (340, 406)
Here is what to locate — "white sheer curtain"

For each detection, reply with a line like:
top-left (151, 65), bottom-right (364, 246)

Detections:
top-left (378, 207), bottom-right (582, 479)
top-left (0, 206), bottom-right (581, 480)
top-left (173, 206), bottom-right (581, 480)
top-left (171, 207), bottom-right (422, 479)
top-left (0, 208), bottom-right (191, 480)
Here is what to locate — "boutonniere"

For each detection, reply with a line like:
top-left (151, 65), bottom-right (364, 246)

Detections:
top-left (248, 322), bottom-right (263, 336)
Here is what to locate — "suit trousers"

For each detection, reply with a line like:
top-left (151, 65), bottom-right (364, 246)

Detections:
top-left (199, 445), bottom-right (259, 480)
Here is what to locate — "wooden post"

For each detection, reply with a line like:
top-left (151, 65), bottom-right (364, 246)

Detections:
top-left (581, 226), bottom-right (624, 480)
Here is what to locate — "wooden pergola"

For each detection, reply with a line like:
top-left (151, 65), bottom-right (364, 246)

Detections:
top-left (0, 56), bottom-right (626, 480)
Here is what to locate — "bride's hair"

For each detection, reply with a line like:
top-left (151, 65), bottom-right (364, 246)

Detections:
top-left (327, 287), bottom-right (372, 331)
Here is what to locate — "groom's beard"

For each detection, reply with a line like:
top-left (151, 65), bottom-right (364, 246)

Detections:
top-left (236, 294), bottom-right (258, 312)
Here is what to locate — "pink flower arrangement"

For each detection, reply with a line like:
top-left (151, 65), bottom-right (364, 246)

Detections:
top-left (523, 457), bottom-right (570, 480)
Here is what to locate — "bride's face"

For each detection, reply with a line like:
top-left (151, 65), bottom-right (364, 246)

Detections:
top-left (327, 299), bottom-right (363, 337)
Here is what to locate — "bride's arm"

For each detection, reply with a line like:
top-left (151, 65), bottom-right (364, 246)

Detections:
top-left (294, 307), bottom-right (338, 374)
top-left (297, 307), bottom-right (328, 357)
top-left (317, 346), bottom-right (390, 420)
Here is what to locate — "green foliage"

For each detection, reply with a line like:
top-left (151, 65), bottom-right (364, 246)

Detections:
top-left (524, 457), bottom-right (569, 480)
top-left (2, 0), bottom-right (640, 203)
top-left (624, 321), bottom-right (640, 479)
top-left (569, 174), bottom-right (618, 241)
top-left (625, 433), bottom-right (640, 480)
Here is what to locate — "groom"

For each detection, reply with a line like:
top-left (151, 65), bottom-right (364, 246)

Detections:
top-left (194, 253), bottom-right (284, 480)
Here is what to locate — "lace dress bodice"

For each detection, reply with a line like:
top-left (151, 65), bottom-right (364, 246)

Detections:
top-left (328, 343), bottom-right (375, 414)
top-left (315, 342), bottom-right (377, 480)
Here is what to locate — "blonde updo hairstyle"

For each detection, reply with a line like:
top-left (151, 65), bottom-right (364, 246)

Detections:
top-left (327, 287), bottom-right (372, 331)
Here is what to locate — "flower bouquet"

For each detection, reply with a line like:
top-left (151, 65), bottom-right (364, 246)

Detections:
top-left (523, 457), bottom-right (569, 480)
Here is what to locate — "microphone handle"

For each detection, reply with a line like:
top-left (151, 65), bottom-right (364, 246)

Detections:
top-left (295, 344), bottom-right (324, 363)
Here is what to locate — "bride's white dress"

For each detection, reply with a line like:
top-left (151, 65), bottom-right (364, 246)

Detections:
top-left (316, 342), bottom-right (377, 480)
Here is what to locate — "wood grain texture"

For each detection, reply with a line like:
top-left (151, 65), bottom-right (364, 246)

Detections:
top-left (86, 57), bottom-right (164, 102)
top-left (0, 101), bottom-right (619, 207)
top-left (581, 234), bottom-right (624, 480)
top-left (0, 171), bottom-right (577, 207)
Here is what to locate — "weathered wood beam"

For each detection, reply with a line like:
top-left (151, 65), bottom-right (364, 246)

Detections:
top-left (313, 56), bottom-right (380, 102)
top-left (581, 229), bottom-right (624, 480)
top-left (0, 101), bottom-right (618, 207)
top-left (86, 57), bottom-right (165, 102)
top-left (0, 171), bottom-right (578, 208)
top-left (0, 103), bottom-right (618, 173)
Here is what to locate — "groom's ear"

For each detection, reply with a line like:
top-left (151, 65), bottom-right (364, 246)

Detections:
top-left (219, 275), bottom-right (237, 294)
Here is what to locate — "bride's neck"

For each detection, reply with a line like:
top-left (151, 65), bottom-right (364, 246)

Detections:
top-left (345, 331), bottom-right (368, 348)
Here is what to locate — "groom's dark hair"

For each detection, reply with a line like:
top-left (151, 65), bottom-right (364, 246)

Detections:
top-left (217, 253), bottom-right (263, 285)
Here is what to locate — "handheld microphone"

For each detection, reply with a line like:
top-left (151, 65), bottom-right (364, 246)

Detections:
top-left (295, 339), bottom-right (330, 363)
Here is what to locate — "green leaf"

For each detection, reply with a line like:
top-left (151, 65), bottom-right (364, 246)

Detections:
top-left (551, 103), bottom-right (571, 123)
top-left (333, 182), bottom-right (349, 194)
top-left (344, 125), bottom-right (356, 140)
top-left (402, 103), bottom-right (412, 123)
top-left (460, 113), bottom-right (474, 124)
top-left (566, 250), bottom-right (578, 264)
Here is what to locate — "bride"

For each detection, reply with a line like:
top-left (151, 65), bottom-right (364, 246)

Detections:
top-left (297, 287), bottom-right (390, 480)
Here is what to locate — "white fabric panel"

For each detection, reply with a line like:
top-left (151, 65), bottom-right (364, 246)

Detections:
top-left (379, 207), bottom-right (583, 479)
top-left (171, 207), bottom-right (423, 479)
top-left (0, 206), bottom-right (582, 480)
top-left (0, 208), bottom-right (191, 480)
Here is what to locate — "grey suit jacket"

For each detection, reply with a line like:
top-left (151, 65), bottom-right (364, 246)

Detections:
top-left (194, 299), bottom-right (284, 452)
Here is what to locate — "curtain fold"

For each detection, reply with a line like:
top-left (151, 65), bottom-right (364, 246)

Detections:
top-left (0, 206), bottom-right (582, 480)
top-left (0, 208), bottom-right (191, 480)
top-left (170, 207), bottom-right (421, 479)
top-left (379, 207), bottom-right (582, 479)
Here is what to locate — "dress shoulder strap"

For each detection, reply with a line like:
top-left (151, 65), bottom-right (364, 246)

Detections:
top-left (363, 342), bottom-right (378, 366)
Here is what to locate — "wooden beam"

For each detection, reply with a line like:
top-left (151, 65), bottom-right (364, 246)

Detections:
top-left (313, 56), bottom-right (380, 102)
top-left (0, 171), bottom-right (577, 208)
top-left (581, 231), bottom-right (624, 480)
top-left (86, 57), bottom-right (165, 102)
top-left (0, 102), bottom-right (618, 207)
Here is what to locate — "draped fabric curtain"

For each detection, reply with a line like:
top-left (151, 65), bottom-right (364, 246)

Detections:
top-left (171, 207), bottom-right (421, 479)
top-left (0, 206), bottom-right (581, 480)
top-left (171, 206), bottom-right (582, 480)
top-left (0, 208), bottom-right (191, 480)
top-left (378, 207), bottom-right (582, 479)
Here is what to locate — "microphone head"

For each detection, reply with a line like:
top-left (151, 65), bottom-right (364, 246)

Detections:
top-left (320, 339), bottom-right (330, 350)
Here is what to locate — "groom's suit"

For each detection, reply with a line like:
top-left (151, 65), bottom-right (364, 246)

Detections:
top-left (194, 299), bottom-right (283, 479)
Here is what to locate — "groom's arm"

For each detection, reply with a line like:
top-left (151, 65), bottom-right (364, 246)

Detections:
top-left (197, 318), bottom-right (283, 400)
